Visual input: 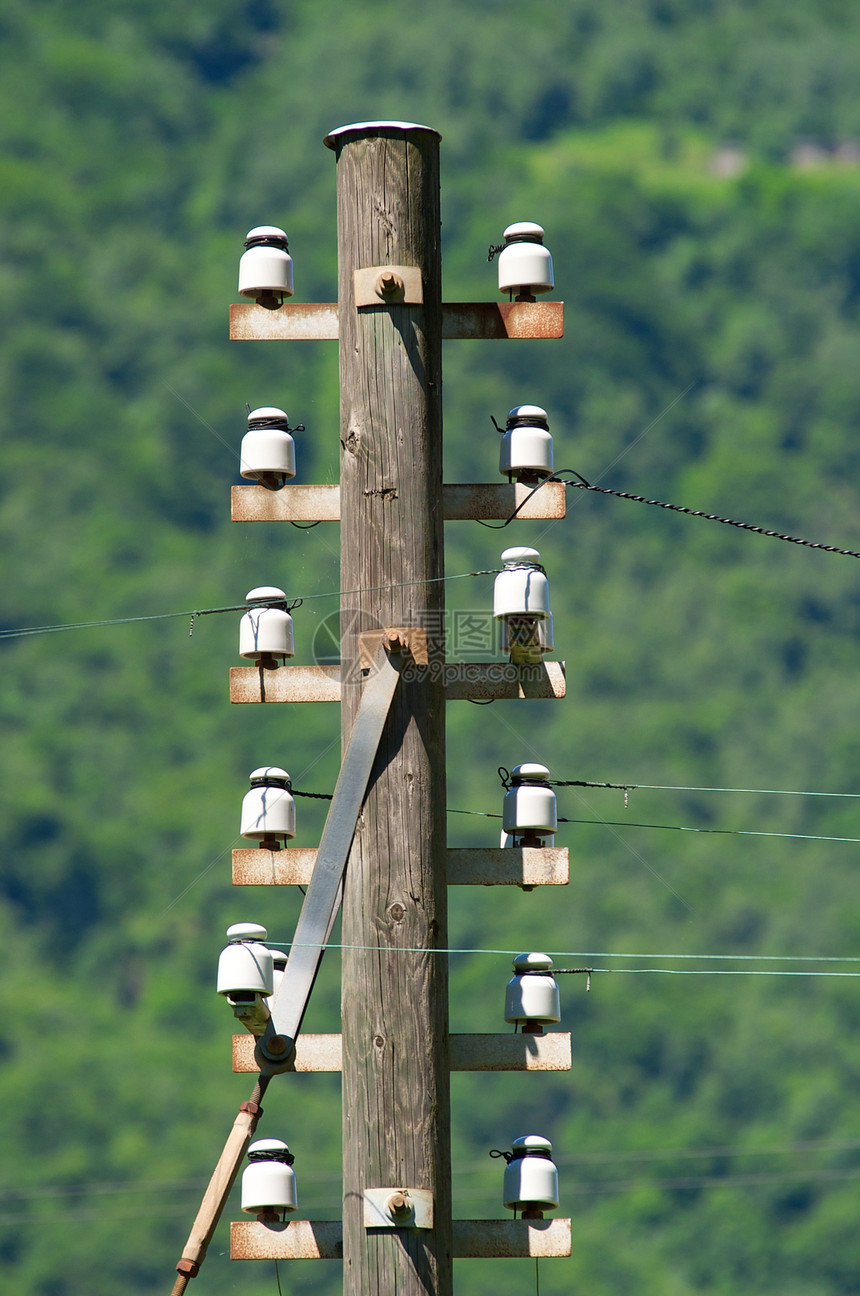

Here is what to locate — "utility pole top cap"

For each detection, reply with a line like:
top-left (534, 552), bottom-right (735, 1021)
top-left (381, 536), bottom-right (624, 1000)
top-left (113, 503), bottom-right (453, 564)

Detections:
top-left (324, 120), bottom-right (441, 149)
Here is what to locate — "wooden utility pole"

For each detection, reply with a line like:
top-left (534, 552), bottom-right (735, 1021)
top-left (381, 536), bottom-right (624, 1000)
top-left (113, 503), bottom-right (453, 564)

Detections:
top-left (327, 121), bottom-right (452, 1296)
top-left (172, 117), bottom-right (573, 1296)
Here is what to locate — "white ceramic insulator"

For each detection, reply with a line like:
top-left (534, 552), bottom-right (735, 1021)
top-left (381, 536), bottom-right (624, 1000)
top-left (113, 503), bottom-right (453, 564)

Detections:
top-left (239, 607), bottom-right (295, 661)
top-left (267, 952), bottom-right (287, 1003)
top-left (241, 1160), bottom-right (297, 1214)
top-left (239, 245), bottom-right (294, 298)
top-left (505, 972), bottom-right (561, 1025)
top-left (217, 940), bottom-right (274, 996)
top-left (499, 427), bottom-right (553, 478)
top-left (240, 427), bottom-right (296, 482)
top-left (240, 783), bottom-right (296, 841)
top-left (503, 783), bottom-right (557, 834)
top-left (493, 566), bottom-right (550, 620)
top-left (503, 1154), bottom-right (559, 1210)
top-left (497, 243), bottom-right (554, 296)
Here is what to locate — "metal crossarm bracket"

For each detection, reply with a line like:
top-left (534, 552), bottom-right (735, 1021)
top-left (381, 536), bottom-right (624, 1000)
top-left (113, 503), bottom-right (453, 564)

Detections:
top-left (255, 636), bottom-right (405, 1074)
top-left (363, 1187), bottom-right (434, 1230)
top-left (354, 265), bottom-right (423, 307)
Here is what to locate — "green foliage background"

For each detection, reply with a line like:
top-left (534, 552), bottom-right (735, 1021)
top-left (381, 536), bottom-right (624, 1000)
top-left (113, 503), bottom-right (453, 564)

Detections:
top-left (4, 2), bottom-right (860, 1292)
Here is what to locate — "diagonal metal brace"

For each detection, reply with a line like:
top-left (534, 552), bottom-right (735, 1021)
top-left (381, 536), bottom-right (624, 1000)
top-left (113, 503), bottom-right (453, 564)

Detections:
top-left (255, 637), bottom-right (405, 1075)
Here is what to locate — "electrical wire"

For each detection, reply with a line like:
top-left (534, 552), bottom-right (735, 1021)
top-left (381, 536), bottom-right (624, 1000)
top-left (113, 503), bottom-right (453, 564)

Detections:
top-left (446, 806), bottom-right (860, 845)
top-left (586, 782), bottom-right (860, 799)
top-left (496, 767), bottom-right (860, 800)
top-left (0, 568), bottom-right (502, 643)
top-left (557, 469), bottom-right (860, 559)
top-left (264, 939), bottom-right (860, 975)
top-left (554, 817), bottom-right (860, 846)
top-left (474, 459), bottom-right (860, 560)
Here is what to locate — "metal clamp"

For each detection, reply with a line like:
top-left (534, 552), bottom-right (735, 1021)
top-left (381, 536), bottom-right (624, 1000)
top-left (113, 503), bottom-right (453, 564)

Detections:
top-left (358, 627), bottom-right (429, 671)
top-left (354, 265), bottom-right (423, 307)
top-left (363, 1187), bottom-right (434, 1230)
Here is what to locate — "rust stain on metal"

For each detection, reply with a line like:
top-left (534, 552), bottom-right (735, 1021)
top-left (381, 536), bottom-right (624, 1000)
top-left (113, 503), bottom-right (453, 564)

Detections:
top-left (229, 303), bottom-right (339, 341)
top-left (230, 482), bottom-right (565, 523)
top-left (231, 1219), bottom-right (344, 1260)
top-left (443, 482), bottom-right (566, 520)
top-left (232, 848), bottom-right (317, 886)
top-left (231, 485), bottom-right (341, 522)
top-left (233, 846), bottom-right (568, 888)
top-left (446, 846), bottom-right (569, 887)
top-left (229, 301), bottom-right (563, 341)
top-left (233, 1032), bottom-right (569, 1074)
top-left (230, 662), bottom-right (565, 703)
top-left (229, 665), bottom-right (342, 704)
top-left (444, 661), bottom-right (566, 701)
top-left (230, 1219), bottom-right (571, 1260)
top-left (452, 1219), bottom-right (572, 1258)
top-left (450, 1033), bottom-right (571, 1072)
top-left (441, 302), bottom-right (564, 339)
top-left (233, 1033), bottom-right (343, 1074)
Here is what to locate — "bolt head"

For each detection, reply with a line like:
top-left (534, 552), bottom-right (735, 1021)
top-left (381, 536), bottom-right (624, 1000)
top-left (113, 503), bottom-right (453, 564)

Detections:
top-left (387, 1191), bottom-right (412, 1217)
top-left (376, 272), bottom-right (404, 298)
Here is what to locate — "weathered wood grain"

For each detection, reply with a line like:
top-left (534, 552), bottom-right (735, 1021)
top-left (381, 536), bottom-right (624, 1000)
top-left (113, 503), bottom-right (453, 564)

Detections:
top-left (331, 123), bottom-right (452, 1296)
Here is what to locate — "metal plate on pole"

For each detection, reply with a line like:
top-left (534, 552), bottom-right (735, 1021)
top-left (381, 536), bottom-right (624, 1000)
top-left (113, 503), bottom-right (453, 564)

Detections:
top-left (255, 640), bottom-right (403, 1073)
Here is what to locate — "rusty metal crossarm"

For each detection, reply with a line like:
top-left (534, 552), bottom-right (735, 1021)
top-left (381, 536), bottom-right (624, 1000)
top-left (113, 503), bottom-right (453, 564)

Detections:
top-left (255, 637), bottom-right (404, 1074)
top-left (229, 300), bottom-right (564, 341)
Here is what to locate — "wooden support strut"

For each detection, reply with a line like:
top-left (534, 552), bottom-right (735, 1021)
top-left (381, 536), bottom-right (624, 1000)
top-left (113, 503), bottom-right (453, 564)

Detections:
top-left (168, 638), bottom-right (404, 1289)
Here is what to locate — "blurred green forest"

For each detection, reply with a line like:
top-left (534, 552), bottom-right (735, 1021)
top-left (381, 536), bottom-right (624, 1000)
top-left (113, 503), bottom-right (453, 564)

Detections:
top-left (4, 1), bottom-right (860, 1293)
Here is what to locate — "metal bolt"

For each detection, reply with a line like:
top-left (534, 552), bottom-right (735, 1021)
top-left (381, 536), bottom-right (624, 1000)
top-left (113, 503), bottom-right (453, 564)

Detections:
top-left (266, 1034), bottom-right (289, 1055)
top-left (387, 1192), bottom-right (411, 1218)
top-left (385, 631), bottom-right (405, 653)
top-left (376, 272), bottom-right (404, 298)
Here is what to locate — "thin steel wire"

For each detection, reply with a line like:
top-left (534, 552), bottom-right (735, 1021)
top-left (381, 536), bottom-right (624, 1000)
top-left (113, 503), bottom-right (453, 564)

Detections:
top-left (0, 569), bottom-right (502, 642)
top-left (561, 470), bottom-right (860, 558)
top-left (446, 806), bottom-right (860, 845)
top-left (264, 939), bottom-right (860, 974)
